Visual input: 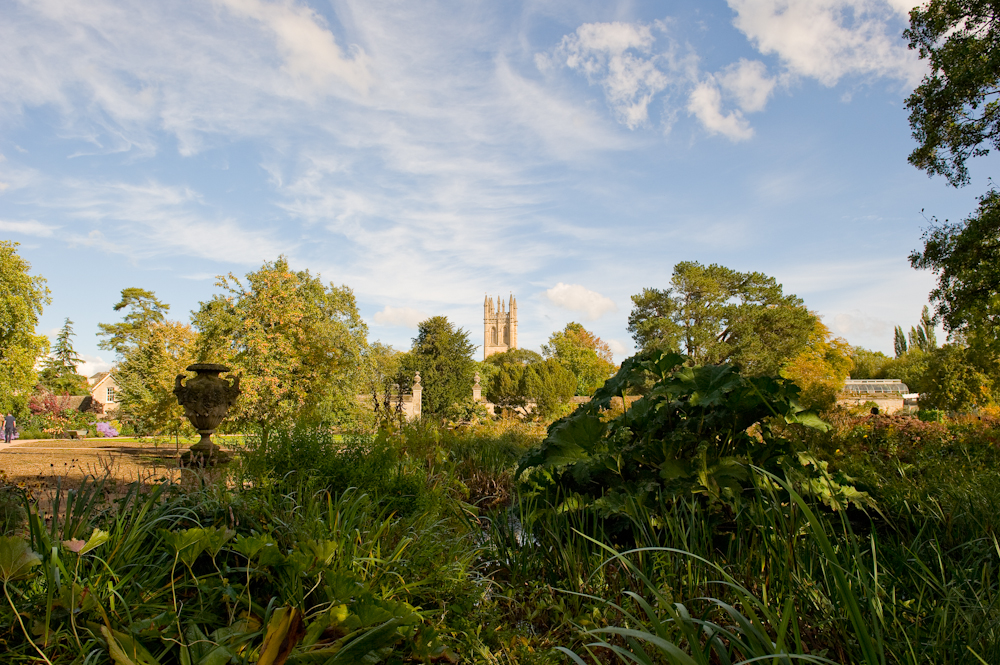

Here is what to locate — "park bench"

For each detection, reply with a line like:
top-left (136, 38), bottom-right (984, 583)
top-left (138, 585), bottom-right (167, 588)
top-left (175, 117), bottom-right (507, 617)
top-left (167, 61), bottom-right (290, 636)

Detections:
top-left (63, 429), bottom-right (88, 440)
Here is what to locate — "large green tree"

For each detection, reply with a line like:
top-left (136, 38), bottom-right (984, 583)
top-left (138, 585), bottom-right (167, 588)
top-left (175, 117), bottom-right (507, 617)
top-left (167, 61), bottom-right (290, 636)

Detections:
top-left (921, 343), bottom-right (999, 412)
top-left (39, 318), bottom-right (89, 396)
top-left (193, 258), bottom-right (368, 430)
top-left (97, 288), bottom-right (170, 355)
top-left (0, 241), bottom-right (51, 412)
top-left (484, 348), bottom-right (576, 418)
top-left (905, 0), bottom-right (1000, 188)
top-left (542, 322), bottom-right (616, 396)
top-left (905, 2), bottom-right (1000, 343)
top-left (627, 262), bottom-right (815, 375)
top-left (399, 316), bottom-right (476, 417)
top-left (98, 290), bottom-right (195, 434)
top-left (911, 189), bottom-right (1000, 343)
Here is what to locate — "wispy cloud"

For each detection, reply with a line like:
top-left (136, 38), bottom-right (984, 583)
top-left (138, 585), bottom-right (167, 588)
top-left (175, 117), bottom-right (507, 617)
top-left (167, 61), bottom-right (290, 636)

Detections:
top-left (0, 219), bottom-right (58, 237)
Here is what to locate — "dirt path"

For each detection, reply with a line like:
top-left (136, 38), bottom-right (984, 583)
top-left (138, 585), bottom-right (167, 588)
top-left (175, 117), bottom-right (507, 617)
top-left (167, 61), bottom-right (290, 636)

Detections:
top-left (0, 437), bottom-right (231, 492)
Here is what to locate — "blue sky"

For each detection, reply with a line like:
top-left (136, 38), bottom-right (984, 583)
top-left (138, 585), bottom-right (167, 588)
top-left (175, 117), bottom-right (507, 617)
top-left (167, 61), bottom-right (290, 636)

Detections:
top-left (1, 0), bottom-right (994, 375)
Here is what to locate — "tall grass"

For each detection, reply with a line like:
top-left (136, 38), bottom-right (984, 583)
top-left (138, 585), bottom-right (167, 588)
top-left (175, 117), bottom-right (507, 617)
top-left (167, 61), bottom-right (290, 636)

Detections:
top-left (3, 415), bottom-right (1000, 663)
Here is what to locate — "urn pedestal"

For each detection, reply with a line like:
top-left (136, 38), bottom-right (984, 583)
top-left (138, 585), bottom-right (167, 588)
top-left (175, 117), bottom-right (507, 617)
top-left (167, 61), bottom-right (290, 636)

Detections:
top-left (173, 363), bottom-right (241, 466)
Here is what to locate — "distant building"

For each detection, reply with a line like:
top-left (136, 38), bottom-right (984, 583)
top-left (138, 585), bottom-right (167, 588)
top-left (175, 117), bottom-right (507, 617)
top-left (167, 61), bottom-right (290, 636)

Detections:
top-left (837, 379), bottom-right (911, 414)
top-left (88, 371), bottom-right (119, 413)
top-left (484, 294), bottom-right (517, 359)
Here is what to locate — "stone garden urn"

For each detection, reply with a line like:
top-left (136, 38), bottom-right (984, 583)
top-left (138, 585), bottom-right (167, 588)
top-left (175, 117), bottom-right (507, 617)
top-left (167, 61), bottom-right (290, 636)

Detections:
top-left (173, 363), bottom-right (241, 465)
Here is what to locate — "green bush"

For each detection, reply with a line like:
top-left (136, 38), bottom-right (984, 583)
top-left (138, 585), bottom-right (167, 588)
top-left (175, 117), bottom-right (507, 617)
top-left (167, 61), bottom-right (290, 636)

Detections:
top-left (240, 425), bottom-right (436, 516)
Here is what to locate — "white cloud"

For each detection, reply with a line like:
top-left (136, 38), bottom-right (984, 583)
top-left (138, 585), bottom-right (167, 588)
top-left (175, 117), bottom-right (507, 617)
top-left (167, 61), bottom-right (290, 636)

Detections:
top-left (687, 81), bottom-right (754, 141)
top-left (727, 0), bottom-right (925, 86)
top-left (606, 338), bottom-right (629, 357)
top-left (544, 283), bottom-right (618, 320)
top-left (372, 306), bottom-right (428, 328)
top-left (548, 21), bottom-right (673, 129)
top-left (832, 310), bottom-right (893, 340)
top-left (718, 59), bottom-right (776, 113)
top-left (884, 0), bottom-right (922, 16)
top-left (78, 354), bottom-right (113, 378)
top-left (0, 219), bottom-right (58, 237)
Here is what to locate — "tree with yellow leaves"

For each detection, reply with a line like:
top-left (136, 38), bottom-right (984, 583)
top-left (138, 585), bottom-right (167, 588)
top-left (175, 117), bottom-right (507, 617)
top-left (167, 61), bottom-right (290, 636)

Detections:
top-left (780, 318), bottom-right (853, 411)
top-left (192, 257), bottom-right (367, 431)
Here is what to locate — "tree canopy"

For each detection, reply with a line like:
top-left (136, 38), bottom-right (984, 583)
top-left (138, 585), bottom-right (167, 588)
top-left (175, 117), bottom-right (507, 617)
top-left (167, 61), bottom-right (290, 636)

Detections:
top-left (400, 316), bottom-right (477, 417)
top-left (192, 258), bottom-right (368, 430)
top-left (114, 320), bottom-right (197, 435)
top-left (911, 189), bottom-right (1000, 343)
top-left (780, 318), bottom-right (854, 411)
top-left (484, 348), bottom-right (575, 418)
top-left (627, 261), bottom-right (815, 375)
top-left (97, 288), bottom-right (170, 356)
top-left (905, 0), bottom-right (1000, 188)
top-left (99, 290), bottom-right (196, 434)
top-left (0, 241), bottom-right (51, 412)
top-left (542, 322), bottom-right (616, 396)
top-left (905, 2), bottom-right (1000, 344)
top-left (39, 318), bottom-right (89, 396)
top-left (921, 342), bottom-right (999, 412)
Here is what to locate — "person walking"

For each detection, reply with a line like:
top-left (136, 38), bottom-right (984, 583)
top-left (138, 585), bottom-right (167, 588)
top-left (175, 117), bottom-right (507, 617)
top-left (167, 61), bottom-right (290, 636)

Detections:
top-left (3, 412), bottom-right (15, 444)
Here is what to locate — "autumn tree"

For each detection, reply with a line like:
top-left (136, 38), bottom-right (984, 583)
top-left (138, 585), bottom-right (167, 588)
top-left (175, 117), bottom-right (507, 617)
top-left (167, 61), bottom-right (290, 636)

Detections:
top-left (0, 241), bottom-right (51, 413)
top-left (628, 262), bottom-right (815, 375)
top-left (542, 322), bottom-right (616, 395)
top-left (780, 318), bottom-right (853, 411)
top-left (98, 289), bottom-right (195, 435)
top-left (192, 258), bottom-right (368, 430)
top-left (399, 316), bottom-right (476, 417)
top-left (112, 321), bottom-right (197, 435)
top-left (39, 318), bottom-right (89, 396)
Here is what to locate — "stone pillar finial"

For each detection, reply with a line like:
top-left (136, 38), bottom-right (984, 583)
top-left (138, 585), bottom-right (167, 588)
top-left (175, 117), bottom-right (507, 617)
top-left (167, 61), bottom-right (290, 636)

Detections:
top-left (411, 371), bottom-right (422, 419)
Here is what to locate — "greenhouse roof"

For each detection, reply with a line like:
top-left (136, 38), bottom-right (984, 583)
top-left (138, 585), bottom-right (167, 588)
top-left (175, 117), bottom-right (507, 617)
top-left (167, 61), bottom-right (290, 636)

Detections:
top-left (842, 379), bottom-right (909, 394)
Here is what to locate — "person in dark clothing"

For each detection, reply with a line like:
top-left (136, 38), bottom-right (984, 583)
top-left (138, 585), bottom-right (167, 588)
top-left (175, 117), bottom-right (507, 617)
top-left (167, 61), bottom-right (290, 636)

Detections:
top-left (3, 413), bottom-right (15, 444)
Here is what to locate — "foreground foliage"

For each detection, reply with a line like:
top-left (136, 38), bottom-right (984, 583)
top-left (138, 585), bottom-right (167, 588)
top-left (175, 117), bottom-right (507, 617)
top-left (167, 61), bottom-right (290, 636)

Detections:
top-left (3, 402), bottom-right (1000, 663)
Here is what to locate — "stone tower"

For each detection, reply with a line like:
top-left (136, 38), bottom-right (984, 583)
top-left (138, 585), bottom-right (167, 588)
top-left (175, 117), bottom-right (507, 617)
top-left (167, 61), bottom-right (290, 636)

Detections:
top-left (484, 294), bottom-right (517, 359)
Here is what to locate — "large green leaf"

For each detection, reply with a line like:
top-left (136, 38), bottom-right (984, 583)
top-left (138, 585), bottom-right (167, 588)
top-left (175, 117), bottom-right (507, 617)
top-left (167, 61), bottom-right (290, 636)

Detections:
top-left (0, 536), bottom-right (41, 582)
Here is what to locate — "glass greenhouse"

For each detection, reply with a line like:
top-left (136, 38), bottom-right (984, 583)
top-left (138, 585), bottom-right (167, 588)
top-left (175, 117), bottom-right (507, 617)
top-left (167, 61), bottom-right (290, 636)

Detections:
top-left (842, 379), bottom-right (909, 394)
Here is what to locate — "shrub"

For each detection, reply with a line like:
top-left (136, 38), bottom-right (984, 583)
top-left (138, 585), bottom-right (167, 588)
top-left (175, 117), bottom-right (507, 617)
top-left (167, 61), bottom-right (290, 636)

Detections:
top-left (95, 421), bottom-right (118, 437)
top-left (240, 426), bottom-right (435, 516)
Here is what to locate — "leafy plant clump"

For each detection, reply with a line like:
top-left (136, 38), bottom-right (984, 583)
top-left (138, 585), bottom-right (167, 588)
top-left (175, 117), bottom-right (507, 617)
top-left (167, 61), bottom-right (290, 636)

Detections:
top-left (240, 426), bottom-right (436, 516)
top-left (516, 350), bottom-right (869, 523)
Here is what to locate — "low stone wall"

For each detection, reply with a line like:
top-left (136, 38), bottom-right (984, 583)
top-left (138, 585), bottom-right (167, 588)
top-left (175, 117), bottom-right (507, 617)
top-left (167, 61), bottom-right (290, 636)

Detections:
top-left (836, 395), bottom-right (906, 414)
